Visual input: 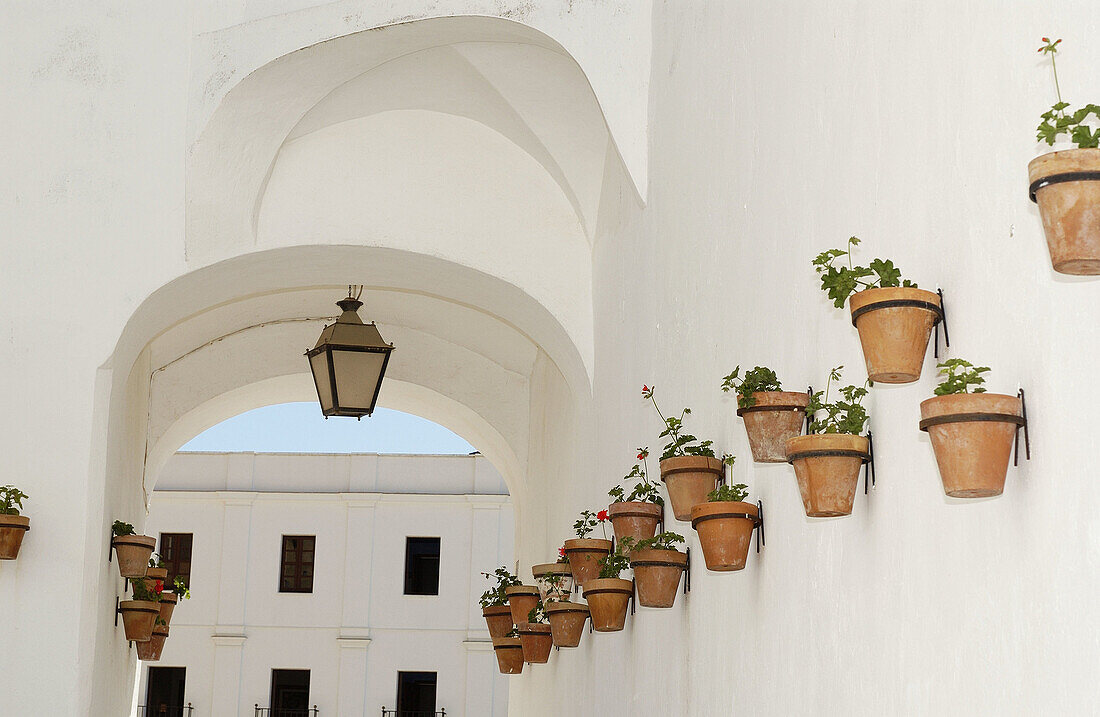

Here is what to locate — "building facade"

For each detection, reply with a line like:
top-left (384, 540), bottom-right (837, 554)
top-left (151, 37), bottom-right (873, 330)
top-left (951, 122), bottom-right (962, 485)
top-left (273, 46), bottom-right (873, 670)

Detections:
top-left (135, 451), bottom-right (512, 717)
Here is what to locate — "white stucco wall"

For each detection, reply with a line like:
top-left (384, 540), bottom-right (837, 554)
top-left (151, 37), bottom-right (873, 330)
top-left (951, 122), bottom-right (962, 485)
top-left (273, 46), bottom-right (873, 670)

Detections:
top-left (2, 1), bottom-right (1099, 716)
top-left (137, 452), bottom-right (513, 716)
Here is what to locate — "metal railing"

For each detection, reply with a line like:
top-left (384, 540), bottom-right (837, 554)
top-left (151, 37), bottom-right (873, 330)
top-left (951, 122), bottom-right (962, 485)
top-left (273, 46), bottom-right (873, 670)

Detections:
top-left (380, 709), bottom-right (446, 716)
top-left (137, 704), bottom-right (194, 717)
top-left (254, 707), bottom-right (318, 717)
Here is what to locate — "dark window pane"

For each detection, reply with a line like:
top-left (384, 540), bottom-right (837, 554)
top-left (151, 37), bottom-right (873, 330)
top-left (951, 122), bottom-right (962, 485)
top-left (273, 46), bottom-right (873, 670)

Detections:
top-left (397, 671), bottom-right (436, 715)
top-left (404, 537), bottom-right (441, 596)
top-left (271, 669), bottom-right (310, 712)
top-left (280, 535), bottom-right (315, 593)
top-left (159, 533), bottom-right (194, 587)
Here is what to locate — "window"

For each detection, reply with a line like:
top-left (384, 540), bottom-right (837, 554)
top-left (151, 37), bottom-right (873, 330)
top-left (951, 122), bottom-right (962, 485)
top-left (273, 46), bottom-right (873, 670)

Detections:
top-left (160, 533), bottom-right (193, 587)
top-left (279, 536), bottom-right (315, 593)
top-left (396, 671), bottom-right (436, 715)
top-left (403, 537), bottom-right (440, 595)
top-left (144, 666), bottom-right (186, 716)
top-left (270, 669), bottom-right (310, 714)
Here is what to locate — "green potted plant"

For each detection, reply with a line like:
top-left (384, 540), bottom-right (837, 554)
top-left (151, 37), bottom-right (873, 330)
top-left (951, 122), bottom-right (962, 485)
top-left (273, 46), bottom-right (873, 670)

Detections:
top-left (722, 366), bottom-right (810, 462)
top-left (531, 549), bottom-right (573, 601)
top-left (137, 617), bottom-right (170, 662)
top-left (111, 520), bottom-right (156, 579)
top-left (643, 385), bottom-right (735, 521)
top-left (492, 627), bottom-right (525, 675)
top-left (606, 448), bottom-right (664, 547)
top-left (516, 601), bottom-right (553, 664)
top-left (0, 485), bottom-right (30, 560)
top-left (629, 531), bottom-right (687, 608)
top-left (1030, 38), bottom-right (1100, 275)
top-left (160, 576), bottom-right (189, 627)
top-left (120, 578), bottom-right (162, 642)
top-left (813, 237), bottom-right (940, 383)
top-left (690, 481), bottom-right (759, 571)
top-left (562, 509), bottom-right (612, 586)
top-left (479, 567), bottom-right (520, 639)
top-left (136, 553), bottom-right (169, 595)
top-left (582, 538), bottom-right (635, 632)
top-left (785, 366), bottom-right (871, 517)
top-left (919, 360), bottom-right (1023, 498)
top-left (544, 586), bottom-right (590, 648)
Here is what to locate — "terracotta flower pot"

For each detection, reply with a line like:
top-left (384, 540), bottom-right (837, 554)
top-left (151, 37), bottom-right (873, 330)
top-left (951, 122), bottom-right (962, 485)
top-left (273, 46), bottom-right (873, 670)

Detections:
top-left (849, 287), bottom-right (942, 383)
top-left (482, 605), bottom-right (513, 639)
top-left (112, 535), bottom-right (156, 579)
top-left (119, 600), bottom-right (160, 642)
top-left (158, 592), bottom-right (178, 627)
top-left (562, 538), bottom-right (612, 586)
top-left (786, 434), bottom-right (869, 517)
top-left (919, 393), bottom-right (1023, 498)
top-left (492, 637), bottom-right (524, 674)
top-left (0, 515), bottom-right (30, 560)
top-left (659, 456), bottom-right (724, 521)
top-left (629, 548), bottom-right (686, 608)
top-left (607, 501), bottom-right (662, 547)
top-left (531, 563), bottom-right (574, 601)
top-left (134, 566), bottom-right (168, 596)
top-left (582, 578), bottom-right (633, 632)
top-left (1028, 148), bottom-right (1100, 275)
top-left (516, 622), bottom-right (553, 663)
top-left (690, 501), bottom-right (758, 571)
top-left (737, 392), bottom-right (812, 463)
top-left (504, 585), bottom-right (540, 626)
top-left (545, 600), bottom-right (589, 647)
top-left (136, 624), bottom-right (169, 662)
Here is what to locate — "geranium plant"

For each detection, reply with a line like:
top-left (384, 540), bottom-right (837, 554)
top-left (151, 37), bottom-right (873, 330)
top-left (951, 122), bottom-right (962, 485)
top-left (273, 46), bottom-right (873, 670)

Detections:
top-left (112, 520), bottom-right (136, 537)
top-left (148, 553), bottom-right (165, 569)
top-left (1037, 38), bottom-right (1099, 148)
top-left (636, 531), bottom-right (684, 552)
top-left (131, 577), bottom-right (164, 603)
top-left (171, 576), bottom-right (191, 600)
top-left (526, 600), bottom-right (548, 624)
top-left (813, 237), bottom-right (917, 309)
top-left (806, 366), bottom-right (871, 435)
top-left (607, 448), bottom-right (662, 505)
top-left (0, 486), bottom-right (28, 516)
top-left (933, 359), bottom-right (990, 395)
top-left (707, 483), bottom-right (749, 502)
top-left (596, 537), bottom-right (635, 579)
top-left (720, 366), bottom-right (782, 409)
top-left (479, 566), bottom-right (521, 608)
top-left (573, 509), bottom-right (609, 539)
top-left (642, 385), bottom-right (735, 465)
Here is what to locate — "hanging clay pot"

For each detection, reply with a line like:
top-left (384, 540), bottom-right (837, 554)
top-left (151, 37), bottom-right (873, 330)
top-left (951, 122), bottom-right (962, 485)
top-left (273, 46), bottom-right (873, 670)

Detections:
top-left (517, 622), bottom-right (553, 664)
top-left (545, 601), bottom-right (589, 647)
top-left (158, 592), bottom-right (178, 627)
top-left (582, 578), bottom-right (633, 632)
top-left (659, 456), bottom-right (723, 521)
top-left (504, 585), bottom-right (540, 626)
top-left (607, 501), bottom-right (662, 547)
top-left (1028, 148), bottom-right (1100, 275)
top-left (919, 393), bottom-right (1023, 498)
top-left (562, 538), bottom-right (612, 586)
top-left (492, 637), bottom-right (525, 674)
top-left (690, 501), bottom-right (758, 571)
top-left (737, 392), bottom-right (811, 463)
top-left (531, 563), bottom-right (573, 601)
top-left (482, 605), bottom-right (513, 639)
top-left (629, 548), bottom-right (686, 608)
top-left (112, 534), bottom-right (156, 579)
top-left (119, 600), bottom-right (160, 642)
top-left (134, 566), bottom-right (168, 597)
top-left (0, 515), bottom-right (30, 560)
top-left (785, 434), bottom-right (869, 517)
top-left (849, 287), bottom-right (942, 384)
top-left (136, 624), bottom-right (169, 662)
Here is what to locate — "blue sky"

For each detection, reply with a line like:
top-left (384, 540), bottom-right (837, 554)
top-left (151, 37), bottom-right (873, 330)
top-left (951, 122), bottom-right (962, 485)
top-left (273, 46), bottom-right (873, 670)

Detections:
top-left (182, 402), bottom-right (476, 454)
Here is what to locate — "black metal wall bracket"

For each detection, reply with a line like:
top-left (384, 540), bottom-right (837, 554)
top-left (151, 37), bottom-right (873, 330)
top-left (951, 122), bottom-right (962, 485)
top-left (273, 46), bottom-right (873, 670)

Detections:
top-left (1015, 388), bottom-right (1032, 466)
top-left (804, 386), bottom-right (814, 434)
top-left (108, 529), bottom-right (114, 563)
top-left (629, 578), bottom-right (636, 616)
top-left (934, 288), bottom-right (951, 359)
top-left (684, 548), bottom-right (691, 594)
top-left (114, 596), bottom-right (120, 627)
top-left (865, 431), bottom-right (877, 494)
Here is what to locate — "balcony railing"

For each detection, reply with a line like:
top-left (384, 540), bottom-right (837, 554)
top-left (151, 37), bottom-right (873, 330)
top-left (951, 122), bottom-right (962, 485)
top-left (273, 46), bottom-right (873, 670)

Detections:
top-left (137, 704), bottom-right (194, 717)
top-left (380, 709), bottom-right (447, 716)
top-left (254, 707), bottom-right (318, 717)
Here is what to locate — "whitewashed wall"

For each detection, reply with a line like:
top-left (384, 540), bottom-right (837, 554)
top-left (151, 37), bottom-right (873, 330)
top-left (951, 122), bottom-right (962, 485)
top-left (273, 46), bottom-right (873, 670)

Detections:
top-left (137, 452), bottom-right (513, 716)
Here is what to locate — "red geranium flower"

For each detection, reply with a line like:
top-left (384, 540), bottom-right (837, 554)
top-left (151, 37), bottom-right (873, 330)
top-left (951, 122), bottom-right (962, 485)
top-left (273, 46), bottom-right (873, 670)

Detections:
top-left (154, 580), bottom-right (163, 594)
top-left (596, 509), bottom-right (609, 522)
top-left (558, 547), bottom-right (565, 558)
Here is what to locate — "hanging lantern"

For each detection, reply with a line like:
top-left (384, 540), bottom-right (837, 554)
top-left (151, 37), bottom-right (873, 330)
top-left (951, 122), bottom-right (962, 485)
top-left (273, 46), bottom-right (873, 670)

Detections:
top-left (306, 290), bottom-right (394, 418)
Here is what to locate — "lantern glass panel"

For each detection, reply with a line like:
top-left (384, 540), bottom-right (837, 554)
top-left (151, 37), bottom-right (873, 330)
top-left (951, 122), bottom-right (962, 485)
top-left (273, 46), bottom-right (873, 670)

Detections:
top-left (331, 349), bottom-right (387, 411)
top-left (309, 351), bottom-right (334, 413)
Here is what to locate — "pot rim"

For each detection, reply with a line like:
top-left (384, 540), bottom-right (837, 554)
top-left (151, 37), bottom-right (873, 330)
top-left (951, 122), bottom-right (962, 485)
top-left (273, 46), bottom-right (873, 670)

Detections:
top-left (119, 600), bottom-right (160, 614)
top-left (690, 500), bottom-right (759, 525)
top-left (516, 623), bottom-right (552, 634)
top-left (531, 563), bottom-right (573, 576)
top-left (736, 390), bottom-right (811, 415)
top-left (0, 514), bottom-right (30, 530)
top-left (482, 604), bottom-right (512, 614)
top-left (545, 601), bottom-right (589, 613)
top-left (112, 535), bottom-right (157, 547)
top-left (785, 433), bottom-right (869, 464)
top-left (504, 585), bottom-right (540, 596)
top-left (607, 501), bottom-right (663, 517)
top-left (659, 455), bottom-right (724, 476)
top-left (562, 538), bottom-right (613, 551)
top-left (582, 577), bottom-right (634, 597)
top-left (848, 286), bottom-right (942, 326)
top-left (629, 547), bottom-right (688, 569)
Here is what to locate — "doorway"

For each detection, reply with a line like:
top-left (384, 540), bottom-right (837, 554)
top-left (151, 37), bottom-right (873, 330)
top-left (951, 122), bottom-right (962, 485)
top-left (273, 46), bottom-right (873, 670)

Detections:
top-left (145, 666), bottom-right (186, 716)
top-left (396, 671), bottom-right (437, 715)
top-left (270, 669), bottom-right (311, 715)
